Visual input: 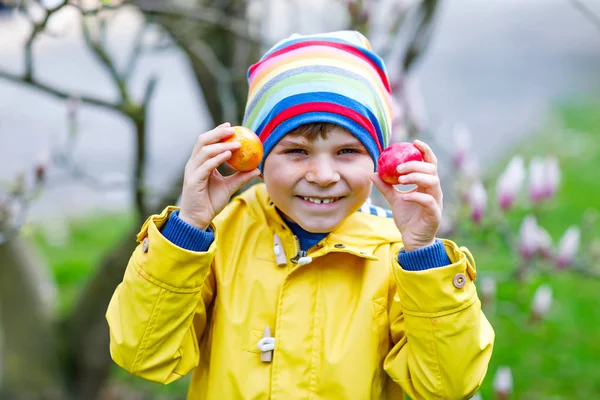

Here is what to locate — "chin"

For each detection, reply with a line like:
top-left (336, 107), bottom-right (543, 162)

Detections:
top-left (295, 215), bottom-right (343, 233)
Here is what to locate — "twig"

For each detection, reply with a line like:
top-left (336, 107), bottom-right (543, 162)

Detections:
top-left (23, 0), bottom-right (70, 79)
top-left (189, 40), bottom-right (237, 123)
top-left (134, 0), bottom-right (261, 44)
top-left (69, 0), bottom-right (133, 16)
top-left (142, 76), bottom-right (158, 106)
top-left (122, 22), bottom-right (148, 81)
top-left (567, 0), bottom-right (600, 35)
top-left (0, 70), bottom-right (120, 113)
top-left (80, 16), bottom-right (129, 104)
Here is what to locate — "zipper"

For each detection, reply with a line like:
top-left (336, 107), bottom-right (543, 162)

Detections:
top-left (289, 235), bottom-right (316, 265)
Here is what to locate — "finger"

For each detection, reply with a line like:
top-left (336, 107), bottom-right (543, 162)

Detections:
top-left (189, 141), bottom-right (241, 169)
top-left (396, 160), bottom-right (437, 176)
top-left (370, 172), bottom-right (402, 205)
top-left (190, 123), bottom-right (235, 159)
top-left (225, 169), bottom-right (261, 195)
top-left (413, 140), bottom-right (438, 166)
top-left (398, 172), bottom-right (440, 192)
top-left (192, 150), bottom-right (233, 182)
top-left (400, 191), bottom-right (441, 218)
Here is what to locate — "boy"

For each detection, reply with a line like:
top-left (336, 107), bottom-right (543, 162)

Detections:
top-left (107, 31), bottom-right (494, 399)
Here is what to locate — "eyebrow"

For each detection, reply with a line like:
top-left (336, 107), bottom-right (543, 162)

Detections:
top-left (278, 139), bottom-right (309, 147)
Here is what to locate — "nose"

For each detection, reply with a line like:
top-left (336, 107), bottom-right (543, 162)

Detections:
top-left (305, 156), bottom-right (340, 186)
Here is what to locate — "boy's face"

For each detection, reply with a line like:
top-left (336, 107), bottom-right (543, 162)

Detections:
top-left (263, 126), bottom-right (375, 233)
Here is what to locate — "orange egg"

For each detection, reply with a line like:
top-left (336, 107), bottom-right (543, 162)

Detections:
top-left (221, 126), bottom-right (264, 171)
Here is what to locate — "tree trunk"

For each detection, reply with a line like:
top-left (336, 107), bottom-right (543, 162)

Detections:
top-left (0, 224), bottom-right (67, 400)
top-left (63, 172), bottom-right (185, 400)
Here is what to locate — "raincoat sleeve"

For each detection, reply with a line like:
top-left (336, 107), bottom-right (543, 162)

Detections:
top-left (384, 239), bottom-right (495, 400)
top-left (106, 206), bottom-right (216, 384)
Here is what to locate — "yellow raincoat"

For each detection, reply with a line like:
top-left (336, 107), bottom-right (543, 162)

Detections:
top-left (107, 183), bottom-right (494, 399)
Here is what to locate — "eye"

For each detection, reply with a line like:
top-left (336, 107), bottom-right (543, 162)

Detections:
top-left (285, 149), bottom-right (307, 155)
top-left (338, 148), bottom-right (357, 155)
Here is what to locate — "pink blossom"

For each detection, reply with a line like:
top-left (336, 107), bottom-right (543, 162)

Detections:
top-left (518, 215), bottom-right (538, 260)
top-left (460, 156), bottom-right (480, 182)
top-left (543, 156), bottom-right (560, 199)
top-left (531, 284), bottom-right (553, 321)
top-left (452, 123), bottom-right (471, 170)
top-left (479, 276), bottom-right (496, 305)
top-left (468, 181), bottom-right (487, 224)
top-left (493, 366), bottom-right (513, 400)
top-left (556, 226), bottom-right (580, 268)
top-left (536, 226), bottom-right (553, 259)
top-left (496, 156), bottom-right (525, 210)
top-left (528, 157), bottom-right (546, 204)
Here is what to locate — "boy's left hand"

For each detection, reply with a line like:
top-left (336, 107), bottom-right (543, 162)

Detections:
top-left (370, 140), bottom-right (442, 252)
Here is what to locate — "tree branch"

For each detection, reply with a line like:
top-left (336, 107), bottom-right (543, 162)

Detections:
top-left (134, 0), bottom-right (261, 44)
top-left (23, 0), bottom-right (70, 79)
top-left (0, 70), bottom-right (122, 113)
top-left (189, 39), bottom-right (238, 122)
top-left (69, 0), bottom-right (132, 16)
top-left (122, 22), bottom-right (148, 81)
top-left (80, 15), bottom-right (129, 104)
top-left (567, 0), bottom-right (600, 34)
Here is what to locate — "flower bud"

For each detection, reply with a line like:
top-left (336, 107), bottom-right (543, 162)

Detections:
top-left (556, 226), bottom-right (580, 269)
top-left (496, 156), bottom-right (525, 210)
top-left (479, 276), bottom-right (496, 306)
top-left (518, 215), bottom-right (538, 261)
top-left (543, 156), bottom-right (560, 200)
top-left (528, 157), bottom-right (546, 204)
top-left (530, 284), bottom-right (553, 322)
top-left (536, 226), bottom-right (553, 259)
top-left (493, 366), bottom-right (513, 400)
top-left (468, 181), bottom-right (487, 224)
top-left (452, 123), bottom-right (471, 170)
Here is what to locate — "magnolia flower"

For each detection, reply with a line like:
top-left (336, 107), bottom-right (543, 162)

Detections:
top-left (519, 215), bottom-right (539, 260)
top-left (493, 366), bottom-right (513, 400)
top-left (536, 226), bottom-right (553, 259)
top-left (479, 276), bottom-right (496, 305)
top-left (531, 284), bottom-right (553, 322)
top-left (452, 123), bottom-right (471, 170)
top-left (543, 156), bottom-right (560, 199)
top-left (556, 226), bottom-right (580, 268)
top-left (496, 156), bottom-right (525, 210)
top-left (468, 181), bottom-right (487, 224)
top-left (461, 156), bottom-right (480, 182)
top-left (528, 157), bottom-right (546, 204)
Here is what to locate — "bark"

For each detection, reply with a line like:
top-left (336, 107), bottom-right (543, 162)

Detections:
top-left (63, 172), bottom-right (185, 400)
top-left (0, 223), bottom-right (67, 400)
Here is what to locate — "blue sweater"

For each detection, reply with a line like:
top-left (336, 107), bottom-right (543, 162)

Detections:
top-left (161, 210), bottom-right (450, 271)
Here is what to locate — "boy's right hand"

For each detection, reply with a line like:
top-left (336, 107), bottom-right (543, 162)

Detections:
top-left (178, 123), bottom-right (261, 230)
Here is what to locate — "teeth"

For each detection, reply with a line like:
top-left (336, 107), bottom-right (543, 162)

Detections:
top-left (302, 197), bottom-right (338, 204)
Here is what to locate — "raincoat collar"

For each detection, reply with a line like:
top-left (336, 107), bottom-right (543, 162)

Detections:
top-left (242, 183), bottom-right (402, 261)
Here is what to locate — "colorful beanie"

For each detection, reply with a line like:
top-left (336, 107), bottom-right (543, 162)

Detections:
top-left (242, 30), bottom-right (393, 171)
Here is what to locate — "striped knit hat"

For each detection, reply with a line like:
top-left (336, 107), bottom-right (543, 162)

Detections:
top-left (242, 30), bottom-right (393, 171)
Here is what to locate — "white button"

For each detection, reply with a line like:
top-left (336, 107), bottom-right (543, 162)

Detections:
top-left (141, 237), bottom-right (149, 253)
top-left (453, 273), bottom-right (466, 289)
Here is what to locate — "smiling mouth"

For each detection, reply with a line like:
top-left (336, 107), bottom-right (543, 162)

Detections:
top-left (296, 196), bottom-right (342, 205)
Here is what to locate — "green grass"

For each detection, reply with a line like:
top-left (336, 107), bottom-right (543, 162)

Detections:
top-left (30, 103), bottom-right (600, 399)
top-left (460, 102), bottom-right (600, 399)
top-left (30, 212), bottom-right (135, 313)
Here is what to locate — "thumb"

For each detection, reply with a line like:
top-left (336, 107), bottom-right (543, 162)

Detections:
top-left (226, 169), bottom-right (261, 195)
top-left (370, 172), bottom-right (399, 205)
